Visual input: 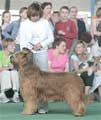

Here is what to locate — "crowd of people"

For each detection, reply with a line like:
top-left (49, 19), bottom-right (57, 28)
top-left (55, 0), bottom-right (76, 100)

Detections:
top-left (0, 1), bottom-right (101, 113)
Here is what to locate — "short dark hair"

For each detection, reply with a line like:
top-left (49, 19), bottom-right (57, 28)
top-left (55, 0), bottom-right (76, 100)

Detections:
top-left (53, 11), bottom-right (59, 14)
top-left (81, 32), bottom-right (92, 44)
top-left (52, 37), bottom-right (66, 49)
top-left (2, 38), bottom-right (14, 49)
top-left (60, 6), bottom-right (70, 12)
top-left (2, 10), bottom-right (10, 25)
top-left (41, 2), bottom-right (52, 9)
top-left (96, 7), bottom-right (101, 18)
top-left (19, 7), bottom-right (27, 14)
top-left (27, 2), bottom-right (43, 19)
top-left (70, 6), bottom-right (78, 11)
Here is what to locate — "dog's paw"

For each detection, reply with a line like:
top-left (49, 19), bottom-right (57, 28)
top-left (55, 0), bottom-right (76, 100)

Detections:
top-left (21, 110), bottom-right (35, 115)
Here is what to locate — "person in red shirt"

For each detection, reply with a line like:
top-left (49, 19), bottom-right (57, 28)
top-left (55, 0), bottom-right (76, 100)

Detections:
top-left (55, 6), bottom-right (77, 52)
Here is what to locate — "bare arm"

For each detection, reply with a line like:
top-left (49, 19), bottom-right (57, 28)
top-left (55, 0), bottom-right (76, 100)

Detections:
top-left (71, 59), bottom-right (88, 73)
top-left (64, 63), bottom-right (69, 72)
top-left (48, 62), bottom-right (54, 72)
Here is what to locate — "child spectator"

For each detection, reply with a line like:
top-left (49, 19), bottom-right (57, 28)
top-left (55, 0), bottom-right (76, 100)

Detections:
top-left (55, 6), bottom-right (77, 52)
top-left (52, 11), bottom-right (60, 26)
top-left (2, 7), bottom-right (27, 52)
top-left (0, 38), bottom-right (19, 103)
top-left (48, 37), bottom-right (69, 72)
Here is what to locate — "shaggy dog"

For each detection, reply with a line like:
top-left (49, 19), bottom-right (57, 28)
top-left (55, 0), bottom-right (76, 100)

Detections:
top-left (11, 48), bottom-right (85, 116)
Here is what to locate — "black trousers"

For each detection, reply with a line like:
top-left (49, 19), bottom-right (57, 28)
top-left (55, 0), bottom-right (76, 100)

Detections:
top-left (80, 72), bottom-right (94, 87)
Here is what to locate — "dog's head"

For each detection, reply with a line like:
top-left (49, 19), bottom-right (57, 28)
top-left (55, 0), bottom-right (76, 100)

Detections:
top-left (11, 48), bottom-right (33, 66)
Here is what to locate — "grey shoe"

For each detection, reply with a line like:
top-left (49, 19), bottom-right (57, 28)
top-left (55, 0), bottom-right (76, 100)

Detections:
top-left (94, 93), bottom-right (100, 102)
top-left (98, 96), bottom-right (101, 102)
top-left (38, 108), bottom-right (48, 114)
top-left (38, 102), bottom-right (48, 114)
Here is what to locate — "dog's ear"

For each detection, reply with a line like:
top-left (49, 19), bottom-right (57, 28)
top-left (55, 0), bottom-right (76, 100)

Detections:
top-left (22, 48), bottom-right (31, 55)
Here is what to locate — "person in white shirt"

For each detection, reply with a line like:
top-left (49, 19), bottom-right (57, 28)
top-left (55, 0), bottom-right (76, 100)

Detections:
top-left (19, 3), bottom-right (54, 71)
top-left (90, 39), bottom-right (101, 102)
top-left (91, 39), bottom-right (101, 57)
top-left (19, 2), bottom-right (54, 113)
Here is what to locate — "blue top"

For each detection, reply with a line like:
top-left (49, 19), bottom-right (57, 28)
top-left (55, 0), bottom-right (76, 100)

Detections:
top-left (70, 53), bottom-right (92, 71)
top-left (2, 19), bottom-right (20, 40)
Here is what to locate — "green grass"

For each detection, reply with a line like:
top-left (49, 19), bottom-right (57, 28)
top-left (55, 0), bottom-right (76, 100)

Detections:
top-left (0, 102), bottom-right (101, 120)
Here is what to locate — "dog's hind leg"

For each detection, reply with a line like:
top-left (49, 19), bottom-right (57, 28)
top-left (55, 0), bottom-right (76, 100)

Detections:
top-left (21, 80), bottom-right (38, 115)
top-left (64, 85), bottom-right (85, 116)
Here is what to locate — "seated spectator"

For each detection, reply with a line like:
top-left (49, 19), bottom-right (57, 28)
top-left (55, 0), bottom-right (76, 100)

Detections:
top-left (71, 41), bottom-right (95, 95)
top-left (91, 38), bottom-right (101, 57)
top-left (90, 39), bottom-right (101, 102)
top-left (69, 32), bottom-right (92, 56)
top-left (48, 37), bottom-right (69, 72)
top-left (0, 38), bottom-right (20, 103)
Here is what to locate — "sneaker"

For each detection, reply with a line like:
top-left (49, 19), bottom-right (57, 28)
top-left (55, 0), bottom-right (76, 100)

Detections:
top-left (0, 92), bottom-right (10, 103)
top-left (38, 108), bottom-right (48, 114)
top-left (12, 92), bottom-right (20, 103)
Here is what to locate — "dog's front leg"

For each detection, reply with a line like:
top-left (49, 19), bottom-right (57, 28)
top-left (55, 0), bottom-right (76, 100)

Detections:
top-left (20, 80), bottom-right (38, 115)
top-left (22, 100), bottom-right (38, 115)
